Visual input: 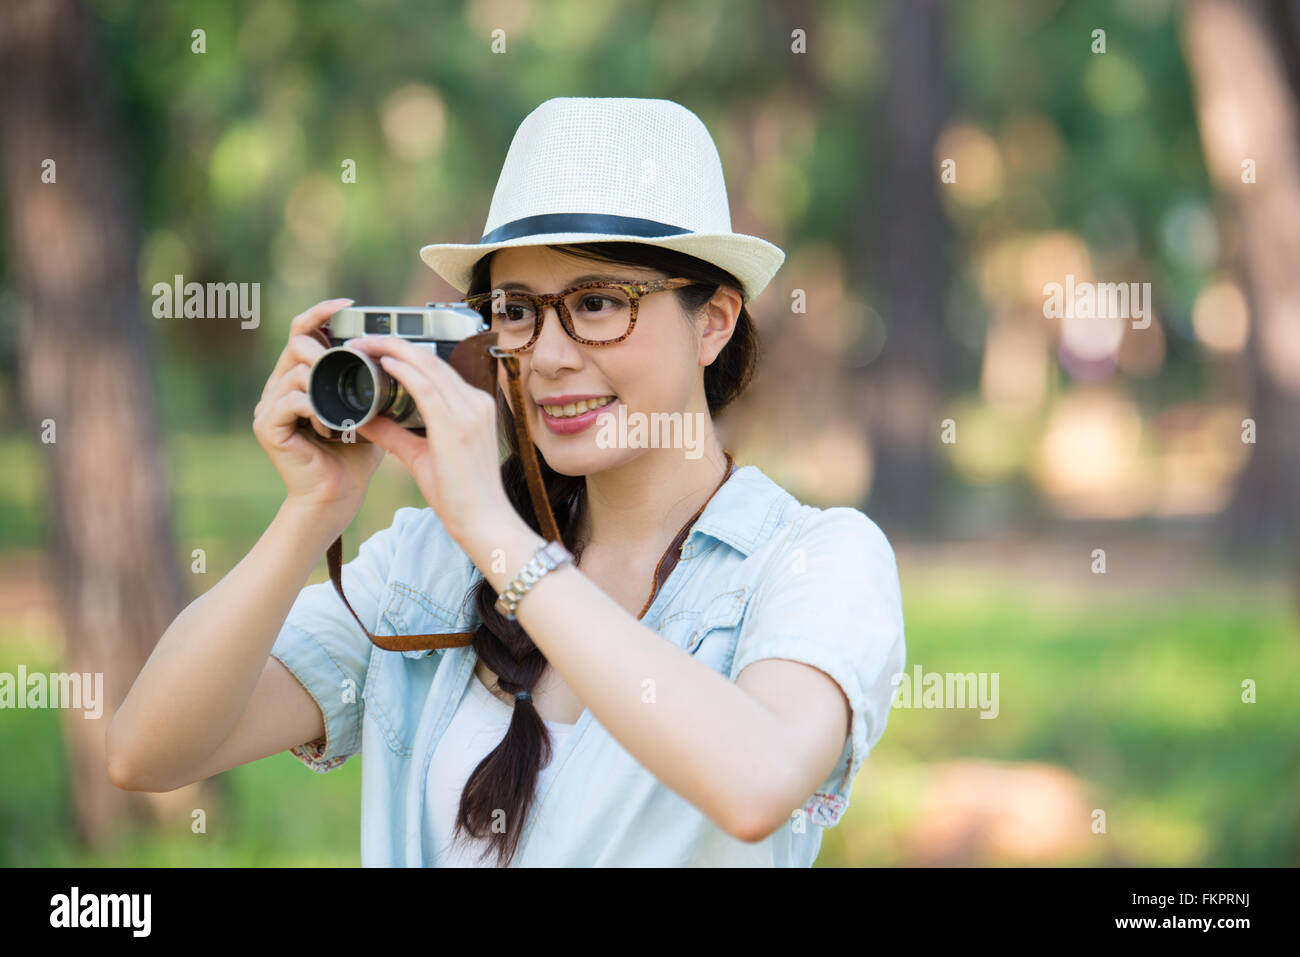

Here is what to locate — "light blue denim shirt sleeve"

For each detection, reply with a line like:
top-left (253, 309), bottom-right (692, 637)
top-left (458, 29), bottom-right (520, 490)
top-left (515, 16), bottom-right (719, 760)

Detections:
top-left (728, 506), bottom-right (906, 829)
top-left (269, 505), bottom-right (423, 772)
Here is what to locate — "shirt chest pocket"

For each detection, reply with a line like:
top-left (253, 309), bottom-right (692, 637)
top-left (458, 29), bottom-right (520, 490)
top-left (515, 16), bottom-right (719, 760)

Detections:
top-left (365, 580), bottom-right (475, 757)
top-left (655, 587), bottom-right (750, 675)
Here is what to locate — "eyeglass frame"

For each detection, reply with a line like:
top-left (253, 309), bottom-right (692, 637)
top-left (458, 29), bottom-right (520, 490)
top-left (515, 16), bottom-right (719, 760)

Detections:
top-left (462, 278), bottom-right (702, 355)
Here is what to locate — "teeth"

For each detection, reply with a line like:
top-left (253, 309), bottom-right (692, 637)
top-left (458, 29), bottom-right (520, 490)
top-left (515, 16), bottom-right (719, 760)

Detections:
top-left (542, 395), bottom-right (614, 418)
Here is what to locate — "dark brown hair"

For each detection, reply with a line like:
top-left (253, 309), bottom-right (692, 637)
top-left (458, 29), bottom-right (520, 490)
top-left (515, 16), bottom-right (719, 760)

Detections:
top-left (447, 241), bottom-right (760, 866)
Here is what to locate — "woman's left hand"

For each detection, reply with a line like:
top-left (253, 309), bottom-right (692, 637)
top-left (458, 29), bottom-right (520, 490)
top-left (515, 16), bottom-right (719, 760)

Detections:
top-left (348, 335), bottom-right (515, 546)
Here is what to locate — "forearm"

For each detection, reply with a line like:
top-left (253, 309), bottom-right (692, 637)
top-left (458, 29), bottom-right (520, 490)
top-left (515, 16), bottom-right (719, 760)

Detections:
top-left (108, 496), bottom-right (346, 782)
top-left (461, 518), bottom-right (794, 837)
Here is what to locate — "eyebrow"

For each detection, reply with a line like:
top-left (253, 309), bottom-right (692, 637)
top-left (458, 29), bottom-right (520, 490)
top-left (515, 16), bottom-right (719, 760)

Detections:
top-left (494, 273), bottom-right (645, 292)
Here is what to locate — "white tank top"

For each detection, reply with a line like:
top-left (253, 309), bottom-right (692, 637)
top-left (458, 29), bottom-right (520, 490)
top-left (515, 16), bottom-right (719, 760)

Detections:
top-left (425, 671), bottom-right (576, 866)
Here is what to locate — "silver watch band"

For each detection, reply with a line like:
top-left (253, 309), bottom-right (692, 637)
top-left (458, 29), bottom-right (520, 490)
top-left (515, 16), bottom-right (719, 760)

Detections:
top-left (494, 540), bottom-right (574, 620)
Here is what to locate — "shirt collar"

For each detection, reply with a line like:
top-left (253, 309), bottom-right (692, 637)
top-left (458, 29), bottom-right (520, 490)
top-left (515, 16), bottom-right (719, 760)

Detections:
top-left (681, 464), bottom-right (792, 560)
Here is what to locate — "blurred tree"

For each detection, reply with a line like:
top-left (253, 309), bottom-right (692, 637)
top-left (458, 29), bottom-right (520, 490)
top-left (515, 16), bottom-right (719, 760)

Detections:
top-left (860, 0), bottom-right (952, 535)
top-left (0, 0), bottom-right (220, 844)
top-left (1183, 0), bottom-right (1300, 575)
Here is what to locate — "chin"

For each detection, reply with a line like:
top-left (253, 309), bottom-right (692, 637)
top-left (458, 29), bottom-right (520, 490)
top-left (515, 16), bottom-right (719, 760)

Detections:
top-left (537, 442), bottom-right (636, 478)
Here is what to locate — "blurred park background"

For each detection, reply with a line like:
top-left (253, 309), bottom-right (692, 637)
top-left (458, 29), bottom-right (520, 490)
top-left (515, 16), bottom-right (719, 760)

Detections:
top-left (1, 0), bottom-right (1298, 866)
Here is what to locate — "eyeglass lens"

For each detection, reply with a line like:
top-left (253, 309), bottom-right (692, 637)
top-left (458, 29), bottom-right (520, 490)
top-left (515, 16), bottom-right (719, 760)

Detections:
top-left (475, 284), bottom-right (634, 349)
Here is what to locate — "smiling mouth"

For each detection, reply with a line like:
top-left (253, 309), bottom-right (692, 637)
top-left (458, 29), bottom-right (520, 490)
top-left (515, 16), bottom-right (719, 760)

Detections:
top-left (539, 396), bottom-right (616, 419)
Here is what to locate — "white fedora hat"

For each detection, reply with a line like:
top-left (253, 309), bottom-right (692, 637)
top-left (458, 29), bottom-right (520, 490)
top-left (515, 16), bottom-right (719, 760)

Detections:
top-left (419, 96), bottom-right (786, 303)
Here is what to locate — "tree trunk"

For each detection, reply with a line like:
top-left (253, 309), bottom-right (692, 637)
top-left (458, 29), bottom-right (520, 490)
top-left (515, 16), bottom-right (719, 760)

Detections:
top-left (857, 0), bottom-right (952, 536)
top-left (0, 0), bottom-right (220, 849)
top-left (1182, 0), bottom-right (1300, 565)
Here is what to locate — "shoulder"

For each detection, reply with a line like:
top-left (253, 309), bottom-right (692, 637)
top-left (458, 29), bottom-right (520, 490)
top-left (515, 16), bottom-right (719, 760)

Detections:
top-left (735, 466), bottom-right (899, 583)
top-left (795, 506), bottom-right (899, 581)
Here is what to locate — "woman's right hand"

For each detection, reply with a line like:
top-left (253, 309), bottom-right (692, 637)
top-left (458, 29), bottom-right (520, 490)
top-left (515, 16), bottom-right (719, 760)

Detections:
top-left (253, 298), bottom-right (386, 524)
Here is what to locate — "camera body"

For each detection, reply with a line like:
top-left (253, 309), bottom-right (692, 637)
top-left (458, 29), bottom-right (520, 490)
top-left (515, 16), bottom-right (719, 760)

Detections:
top-left (307, 303), bottom-right (487, 432)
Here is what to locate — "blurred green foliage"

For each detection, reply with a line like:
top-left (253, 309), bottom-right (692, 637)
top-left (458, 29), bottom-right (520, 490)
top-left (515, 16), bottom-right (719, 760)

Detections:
top-left (0, 0), bottom-right (1220, 436)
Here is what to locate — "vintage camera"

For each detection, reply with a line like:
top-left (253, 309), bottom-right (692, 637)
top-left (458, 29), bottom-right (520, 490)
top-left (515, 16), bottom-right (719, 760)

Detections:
top-left (307, 303), bottom-right (487, 431)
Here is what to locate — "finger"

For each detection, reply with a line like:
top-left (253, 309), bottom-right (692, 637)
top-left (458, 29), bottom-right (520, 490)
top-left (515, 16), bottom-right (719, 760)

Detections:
top-left (263, 333), bottom-right (329, 403)
top-left (264, 327), bottom-right (337, 404)
top-left (350, 336), bottom-right (459, 408)
top-left (259, 363), bottom-right (310, 412)
top-left (267, 318), bottom-right (343, 389)
top-left (375, 352), bottom-right (452, 424)
top-left (290, 297), bottom-right (354, 338)
top-left (258, 388), bottom-right (318, 448)
top-left (257, 365), bottom-right (334, 438)
top-left (288, 331), bottom-right (329, 366)
top-left (267, 298), bottom-right (353, 388)
top-left (282, 392), bottom-right (340, 445)
top-left (357, 415), bottom-right (426, 470)
top-left (262, 333), bottom-right (334, 408)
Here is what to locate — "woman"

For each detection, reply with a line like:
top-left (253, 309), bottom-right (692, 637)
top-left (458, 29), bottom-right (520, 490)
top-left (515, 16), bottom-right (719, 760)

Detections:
top-left (107, 97), bottom-right (906, 867)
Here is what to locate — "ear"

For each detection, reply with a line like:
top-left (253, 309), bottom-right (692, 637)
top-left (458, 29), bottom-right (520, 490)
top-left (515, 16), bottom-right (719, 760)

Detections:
top-left (697, 285), bottom-right (743, 367)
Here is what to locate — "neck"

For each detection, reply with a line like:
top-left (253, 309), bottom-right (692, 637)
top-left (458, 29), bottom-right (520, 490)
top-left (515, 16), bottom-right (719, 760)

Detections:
top-left (575, 434), bottom-right (730, 560)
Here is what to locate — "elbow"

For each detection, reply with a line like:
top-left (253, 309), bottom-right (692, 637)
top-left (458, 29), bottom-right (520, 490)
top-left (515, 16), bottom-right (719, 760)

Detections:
top-left (107, 759), bottom-right (140, 792)
top-left (106, 721), bottom-right (198, 793)
top-left (105, 717), bottom-right (138, 790)
top-left (733, 800), bottom-right (790, 842)
top-left (728, 762), bottom-right (798, 844)
top-left (729, 800), bottom-right (787, 844)
top-left (105, 715), bottom-right (165, 792)
top-left (106, 749), bottom-right (137, 792)
top-left (107, 748), bottom-right (175, 793)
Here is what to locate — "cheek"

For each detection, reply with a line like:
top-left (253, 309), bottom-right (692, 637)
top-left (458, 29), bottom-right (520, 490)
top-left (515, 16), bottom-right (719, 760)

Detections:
top-left (612, 327), bottom-right (696, 405)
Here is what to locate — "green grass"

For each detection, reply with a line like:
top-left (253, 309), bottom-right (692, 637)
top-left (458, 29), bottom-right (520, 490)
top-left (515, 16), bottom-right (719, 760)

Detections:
top-left (0, 628), bottom-right (364, 867)
top-left (815, 570), bottom-right (1300, 866)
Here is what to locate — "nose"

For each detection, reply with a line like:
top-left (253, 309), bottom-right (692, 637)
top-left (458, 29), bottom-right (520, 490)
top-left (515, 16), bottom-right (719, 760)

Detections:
top-left (527, 301), bottom-right (583, 373)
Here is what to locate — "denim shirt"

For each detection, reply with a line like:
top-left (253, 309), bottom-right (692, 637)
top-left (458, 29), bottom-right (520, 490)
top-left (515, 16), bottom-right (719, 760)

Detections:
top-left (269, 464), bottom-right (906, 866)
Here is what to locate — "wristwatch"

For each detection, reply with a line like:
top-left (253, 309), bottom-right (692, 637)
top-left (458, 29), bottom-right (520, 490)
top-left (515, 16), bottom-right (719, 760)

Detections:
top-left (494, 540), bottom-right (574, 621)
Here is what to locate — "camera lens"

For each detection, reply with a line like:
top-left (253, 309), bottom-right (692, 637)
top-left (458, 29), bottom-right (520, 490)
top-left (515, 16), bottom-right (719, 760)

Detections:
top-left (309, 347), bottom-right (389, 429)
top-left (338, 363), bottom-right (375, 414)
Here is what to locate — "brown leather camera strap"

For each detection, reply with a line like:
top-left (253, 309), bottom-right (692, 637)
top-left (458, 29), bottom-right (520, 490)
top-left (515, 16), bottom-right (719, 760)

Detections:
top-left (322, 328), bottom-right (734, 652)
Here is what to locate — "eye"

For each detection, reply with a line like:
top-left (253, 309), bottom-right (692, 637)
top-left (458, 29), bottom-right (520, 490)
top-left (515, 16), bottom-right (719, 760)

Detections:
top-left (495, 296), bottom-right (535, 325)
top-left (576, 295), bottom-right (616, 313)
top-left (570, 288), bottom-right (631, 317)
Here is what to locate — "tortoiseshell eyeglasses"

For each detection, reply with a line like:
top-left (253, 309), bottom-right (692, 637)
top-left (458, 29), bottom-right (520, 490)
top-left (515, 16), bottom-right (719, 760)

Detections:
top-left (462, 278), bottom-right (700, 354)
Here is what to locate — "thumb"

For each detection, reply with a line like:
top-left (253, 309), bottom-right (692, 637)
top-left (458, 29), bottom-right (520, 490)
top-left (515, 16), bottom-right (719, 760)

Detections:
top-left (357, 416), bottom-right (425, 468)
